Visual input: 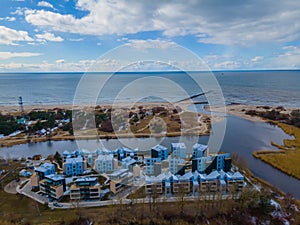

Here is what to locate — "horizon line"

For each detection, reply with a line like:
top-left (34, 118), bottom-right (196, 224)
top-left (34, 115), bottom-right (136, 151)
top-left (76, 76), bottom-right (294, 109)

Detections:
top-left (0, 68), bottom-right (300, 74)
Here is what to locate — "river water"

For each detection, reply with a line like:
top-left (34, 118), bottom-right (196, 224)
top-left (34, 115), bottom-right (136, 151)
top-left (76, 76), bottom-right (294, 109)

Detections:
top-left (0, 114), bottom-right (299, 198)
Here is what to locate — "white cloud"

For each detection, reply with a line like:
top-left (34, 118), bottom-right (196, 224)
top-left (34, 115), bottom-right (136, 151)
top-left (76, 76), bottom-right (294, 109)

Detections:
top-left (0, 17), bottom-right (16, 22)
top-left (24, 0), bottom-right (300, 46)
top-left (272, 45), bottom-right (300, 68)
top-left (125, 39), bottom-right (177, 50)
top-left (0, 26), bottom-right (33, 45)
top-left (213, 61), bottom-right (241, 70)
top-left (35, 32), bottom-right (64, 42)
top-left (0, 52), bottom-right (41, 60)
top-left (11, 8), bottom-right (25, 16)
top-left (55, 59), bottom-right (65, 63)
top-left (37, 1), bottom-right (54, 9)
top-left (69, 38), bottom-right (84, 42)
top-left (0, 59), bottom-right (97, 72)
top-left (251, 56), bottom-right (264, 62)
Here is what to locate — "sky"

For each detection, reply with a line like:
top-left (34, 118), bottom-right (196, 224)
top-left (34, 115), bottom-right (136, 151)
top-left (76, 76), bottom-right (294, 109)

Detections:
top-left (1, 0), bottom-right (300, 72)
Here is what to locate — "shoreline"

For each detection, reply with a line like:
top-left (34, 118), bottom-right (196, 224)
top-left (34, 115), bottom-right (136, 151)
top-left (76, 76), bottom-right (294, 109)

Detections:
top-left (252, 122), bottom-right (300, 181)
top-left (0, 101), bottom-right (194, 115)
top-left (0, 101), bottom-right (213, 148)
top-left (207, 104), bottom-right (297, 123)
top-left (1, 102), bottom-right (297, 149)
top-left (0, 132), bottom-right (211, 148)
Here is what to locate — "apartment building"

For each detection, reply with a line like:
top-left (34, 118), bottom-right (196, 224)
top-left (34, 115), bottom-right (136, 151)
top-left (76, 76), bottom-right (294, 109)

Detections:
top-left (39, 174), bottom-right (66, 200)
top-left (63, 156), bottom-right (86, 176)
top-left (70, 177), bottom-right (101, 200)
top-left (94, 154), bottom-right (114, 173)
top-left (109, 169), bottom-right (134, 194)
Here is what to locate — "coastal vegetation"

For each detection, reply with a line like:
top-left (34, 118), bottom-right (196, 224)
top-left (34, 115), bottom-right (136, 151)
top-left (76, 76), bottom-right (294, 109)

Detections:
top-left (0, 104), bottom-right (212, 147)
top-left (0, 114), bottom-right (24, 136)
top-left (252, 109), bottom-right (300, 180)
top-left (245, 107), bottom-right (300, 128)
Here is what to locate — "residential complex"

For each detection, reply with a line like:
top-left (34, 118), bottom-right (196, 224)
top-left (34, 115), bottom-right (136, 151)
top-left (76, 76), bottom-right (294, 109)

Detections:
top-left (171, 143), bottom-right (187, 159)
top-left (63, 156), bottom-right (86, 176)
top-left (192, 143), bottom-right (208, 158)
top-left (35, 162), bottom-right (55, 181)
top-left (145, 157), bottom-right (162, 175)
top-left (151, 144), bottom-right (168, 160)
top-left (169, 158), bottom-right (186, 175)
top-left (39, 174), bottom-right (66, 200)
top-left (146, 169), bottom-right (244, 196)
top-left (28, 142), bottom-right (244, 205)
top-left (94, 154), bottom-right (114, 173)
top-left (109, 169), bottom-right (134, 194)
top-left (70, 177), bottom-right (101, 200)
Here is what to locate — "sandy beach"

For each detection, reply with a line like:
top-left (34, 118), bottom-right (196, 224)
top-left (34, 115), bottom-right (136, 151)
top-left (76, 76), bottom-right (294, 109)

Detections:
top-left (207, 104), bottom-right (296, 123)
top-left (0, 101), bottom-right (195, 115)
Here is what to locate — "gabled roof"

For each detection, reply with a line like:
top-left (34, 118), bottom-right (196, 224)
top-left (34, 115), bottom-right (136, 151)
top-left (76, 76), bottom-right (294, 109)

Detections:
top-left (65, 156), bottom-right (84, 164)
top-left (96, 154), bottom-right (113, 161)
top-left (152, 144), bottom-right (168, 152)
top-left (122, 156), bottom-right (136, 165)
top-left (171, 142), bottom-right (186, 149)
top-left (98, 148), bottom-right (112, 154)
top-left (178, 171), bottom-right (193, 181)
top-left (231, 171), bottom-right (244, 180)
top-left (193, 143), bottom-right (208, 151)
top-left (206, 170), bottom-right (220, 180)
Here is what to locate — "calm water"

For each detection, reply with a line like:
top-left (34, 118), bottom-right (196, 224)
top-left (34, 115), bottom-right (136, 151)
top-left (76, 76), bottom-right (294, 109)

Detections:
top-left (0, 115), bottom-right (299, 198)
top-left (0, 70), bottom-right (299, 107)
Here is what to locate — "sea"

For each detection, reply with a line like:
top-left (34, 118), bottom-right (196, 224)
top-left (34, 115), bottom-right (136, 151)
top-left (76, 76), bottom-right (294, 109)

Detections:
top-left (0, 70), bottom-right (299, 107)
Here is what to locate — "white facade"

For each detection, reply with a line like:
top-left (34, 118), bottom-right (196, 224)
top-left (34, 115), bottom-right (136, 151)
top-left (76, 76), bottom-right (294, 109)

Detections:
top-left (171, 143), bottom-right (187, 159)
top-left (94, 154), bottom-right (114, 173)
top-left (169, 158), bottom-right (185, 174)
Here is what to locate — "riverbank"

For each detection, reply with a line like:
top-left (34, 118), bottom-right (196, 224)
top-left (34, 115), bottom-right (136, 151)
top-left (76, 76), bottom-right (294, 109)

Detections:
top-left (253, 122), bottom-right (300, 180)
top-left (0, 102), bottom-right (218, 148)
top-left (207, 104), bottom-right (297, 123)
top-left (216, 104), bottom-right (300, 181)
top-left (210, 104), bottom-right (300, 182)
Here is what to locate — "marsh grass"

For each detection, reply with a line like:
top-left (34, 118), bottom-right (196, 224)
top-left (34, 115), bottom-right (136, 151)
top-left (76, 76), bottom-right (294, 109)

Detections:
top-left (253, 122), bottom-right (300, 179)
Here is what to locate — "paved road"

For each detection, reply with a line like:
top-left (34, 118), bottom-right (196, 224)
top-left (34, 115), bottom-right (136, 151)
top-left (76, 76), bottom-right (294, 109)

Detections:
top-left (16, 176), bottom-right (239, 210)
top-left (17, 179), bottom-right (48, 204)
top-left (49, 192), bottom-right (237, 209)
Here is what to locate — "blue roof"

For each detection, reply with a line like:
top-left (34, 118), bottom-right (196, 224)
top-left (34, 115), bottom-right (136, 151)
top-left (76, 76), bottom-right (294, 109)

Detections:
top-left (206, 170), bottom-right (220, 180)
top-left (178, 171), bottom-right (193, 181)
top-left (152, 144), bottom-right (168, 151)
top-left (227, 171), bottom-right (244, 180)
top-left (171, 143), bottom-right (186, 149)
top-left (75, 177), bottom-right (97, 183)
top-left (122, 156), bottom-right (136, 165)
top-left (65, 156), bottom-right (84, 164)
top-left (35, 162), bottom-right (54, 173)
top-left (193, 143), bottom-right (207, 151)
top-left (45, 174), bottom-right (65, 181)
top-left (114, 147), bottom-right (137, 153)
